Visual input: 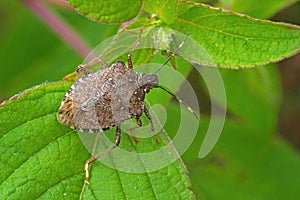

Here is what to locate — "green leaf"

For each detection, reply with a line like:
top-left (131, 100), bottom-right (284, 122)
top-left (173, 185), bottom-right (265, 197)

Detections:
top-left (144, 0), bottom-right (178, 24)
top-left (168, 2), bottom-right (300, 68)
top-left (231, 0), bottom-right (298, 19)
top-left (0, 82), bottom-right (87, 199)
top-left (164, 104), bottom-right (300, 200)
top-left (188, 118), bottom-right (300, 200)
top-left (219, 64), bottom-right (281, 133)
top-left (0, 82), bottom-right (194, 199)
top-left (67, 0), bottom-right (142, 23)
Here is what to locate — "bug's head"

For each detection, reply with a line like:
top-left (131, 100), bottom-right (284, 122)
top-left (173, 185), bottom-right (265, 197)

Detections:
top-left (138, 73), bottom-right (158, 92)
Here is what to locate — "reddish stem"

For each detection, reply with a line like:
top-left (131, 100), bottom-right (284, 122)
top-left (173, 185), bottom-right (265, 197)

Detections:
top-left (21, 0), bottom-right (91, 58)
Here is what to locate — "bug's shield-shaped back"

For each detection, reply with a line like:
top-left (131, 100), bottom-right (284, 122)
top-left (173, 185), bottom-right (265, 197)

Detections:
top-left (58, 61), bottom-right (147, 133)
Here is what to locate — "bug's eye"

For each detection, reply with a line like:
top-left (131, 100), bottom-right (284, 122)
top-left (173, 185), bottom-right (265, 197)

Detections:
top-left (143, 87), bottom-right (150, 93)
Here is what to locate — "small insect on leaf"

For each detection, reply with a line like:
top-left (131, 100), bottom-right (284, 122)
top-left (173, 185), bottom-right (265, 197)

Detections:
top-left (57, 28), bottom-right (200, 185)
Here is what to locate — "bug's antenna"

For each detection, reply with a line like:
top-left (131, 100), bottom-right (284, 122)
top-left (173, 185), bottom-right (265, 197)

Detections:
top-left (154, 34), bottom-right (189, 74)
top-left (154, 85), bottom-right (199, 120)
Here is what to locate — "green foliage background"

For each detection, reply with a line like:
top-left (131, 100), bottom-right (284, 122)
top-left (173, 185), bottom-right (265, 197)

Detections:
top-left (0, 0), bottom-right (300, 199)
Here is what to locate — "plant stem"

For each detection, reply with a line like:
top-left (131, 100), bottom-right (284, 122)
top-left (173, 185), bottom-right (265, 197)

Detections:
top-left (21, 0), bottom-right (91, 58)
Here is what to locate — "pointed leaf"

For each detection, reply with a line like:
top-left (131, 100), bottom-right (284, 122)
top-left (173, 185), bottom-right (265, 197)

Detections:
top-left (0, 82), bottom-right (194, 199)
top-left (67, 0), bottom-right (142, 23)
top-left (168, 2), bottom-right (300, 68)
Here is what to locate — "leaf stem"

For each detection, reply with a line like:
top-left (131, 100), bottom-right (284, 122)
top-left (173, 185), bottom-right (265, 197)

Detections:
top-left (21, 0), bottom-right (91, 58)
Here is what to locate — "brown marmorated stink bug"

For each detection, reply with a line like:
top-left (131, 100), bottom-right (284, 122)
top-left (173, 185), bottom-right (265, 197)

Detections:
top-left (57, 30), bottom-right (198, 181)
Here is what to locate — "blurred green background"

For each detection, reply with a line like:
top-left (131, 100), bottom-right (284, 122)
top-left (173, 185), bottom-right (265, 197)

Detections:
top-left (0, 0), bottom-right (300, 199)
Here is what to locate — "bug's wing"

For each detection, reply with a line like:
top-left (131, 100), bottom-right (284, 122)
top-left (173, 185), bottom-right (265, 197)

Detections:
top-left (73, 94), bottom-right (120, 132)
top-left (57, 96), bottom-right (75, 128)
top-left (95, 95), bottom-right (115, 129)
top-left (73, 106), bottom-right (105, 133)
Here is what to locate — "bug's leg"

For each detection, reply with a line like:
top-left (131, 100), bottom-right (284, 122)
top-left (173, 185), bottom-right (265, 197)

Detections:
top-left (75, 58), bottom-right (108, 80)
top-left (128, 130), bottom-right (139, 145)
top-left (80, 56), bottom-right (109, 69)
top-left (144, 106), bottom-right (159, 144)
top-left (127, 29), bottom-right (143, 69)
top-left (136, 117), bottom-right (142, 127)
top-left (76, 65), bottom-right (91, 76)
top-left (127, 117), bottom-right (142, 145)
top-left (84, 126), bottom-right (121, 183)
top-left (91, 132), bottom-right (101, 157)
top-left (80, 132), bottom-right (101, 196)
top-left (96, 59), bottom-right (109, 68)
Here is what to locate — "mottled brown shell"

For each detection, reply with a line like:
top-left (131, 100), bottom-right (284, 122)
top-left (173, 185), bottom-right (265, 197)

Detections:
top-left (57, 61), bottom-right (158, 133)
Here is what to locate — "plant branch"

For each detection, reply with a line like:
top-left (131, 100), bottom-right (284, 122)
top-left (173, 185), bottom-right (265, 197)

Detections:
top-left (21, 0), bottom-right (91, 58)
